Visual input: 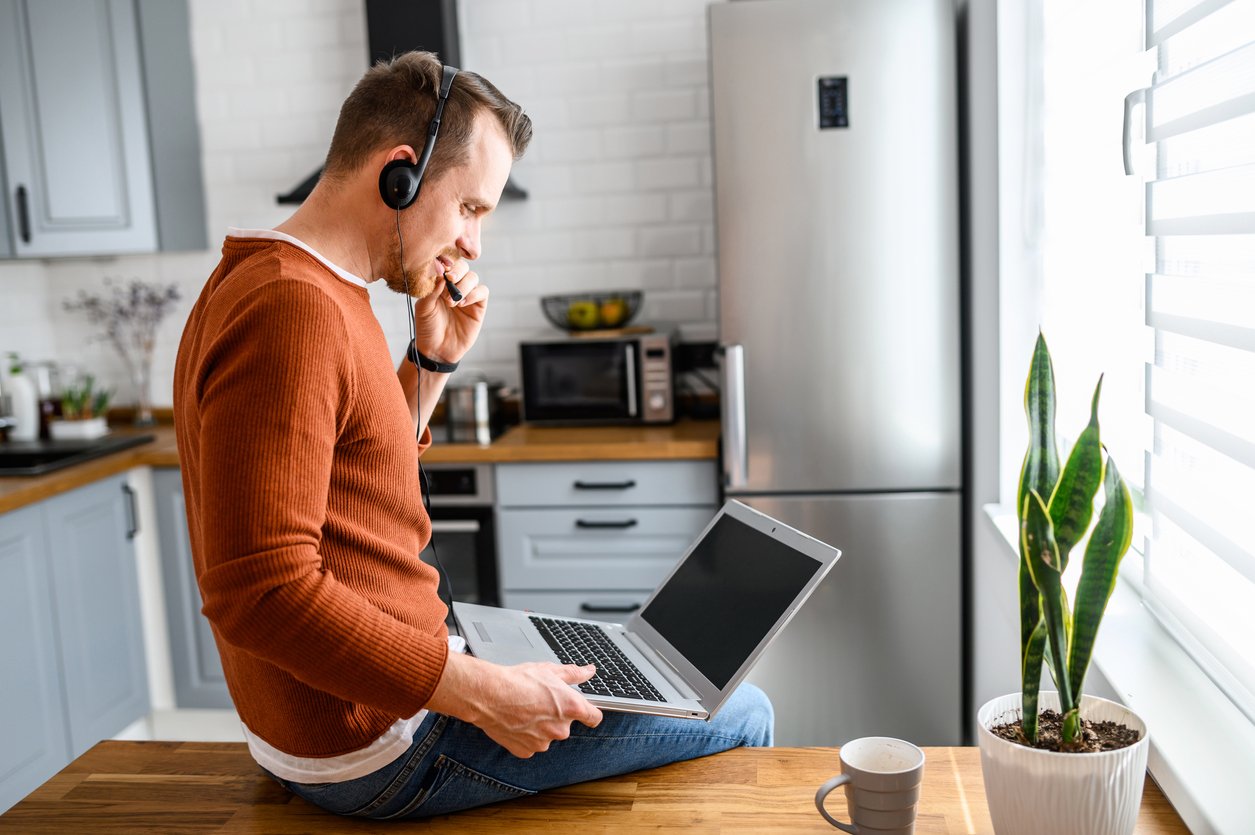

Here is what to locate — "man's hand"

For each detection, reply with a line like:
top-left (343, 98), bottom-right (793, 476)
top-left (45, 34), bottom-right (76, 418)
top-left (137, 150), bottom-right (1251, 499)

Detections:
top-left (411, 260), bottom-right (488, 365)
top-left (426, 651), bottom-right (604, 758)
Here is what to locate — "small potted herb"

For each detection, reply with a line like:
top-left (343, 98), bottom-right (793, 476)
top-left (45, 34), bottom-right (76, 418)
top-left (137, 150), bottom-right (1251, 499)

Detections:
top-left (49, 375), bottom-right (112, 441)
top-left (976, 333), bottom-right (1149, 835)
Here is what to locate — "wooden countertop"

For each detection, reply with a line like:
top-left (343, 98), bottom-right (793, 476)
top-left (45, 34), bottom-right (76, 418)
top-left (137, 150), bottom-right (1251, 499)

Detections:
top-left (0, 741), bottom-right (1186, 833)
top-left (0, 421), bottom-right (720, 515)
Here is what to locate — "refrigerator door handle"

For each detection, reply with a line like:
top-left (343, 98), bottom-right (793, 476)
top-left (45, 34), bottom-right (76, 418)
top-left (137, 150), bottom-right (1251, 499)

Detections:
top-left (719, 344), bottom-right (748, 488)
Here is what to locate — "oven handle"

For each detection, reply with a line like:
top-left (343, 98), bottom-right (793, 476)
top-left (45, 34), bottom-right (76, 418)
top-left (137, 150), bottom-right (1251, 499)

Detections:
top-left (430, 520), bottom-right (481, 534)
top-left (624, 343), bottom-right (638, 417)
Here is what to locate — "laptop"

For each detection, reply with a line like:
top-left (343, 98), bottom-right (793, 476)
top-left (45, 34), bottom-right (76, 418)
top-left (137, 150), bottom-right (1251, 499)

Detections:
top-left (453, 500), bottom-right (841, 720)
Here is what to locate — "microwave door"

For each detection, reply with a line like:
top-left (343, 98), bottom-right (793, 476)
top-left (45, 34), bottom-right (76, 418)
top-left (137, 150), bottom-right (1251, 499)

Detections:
top-left (521, 340), bottom-right (635, 423)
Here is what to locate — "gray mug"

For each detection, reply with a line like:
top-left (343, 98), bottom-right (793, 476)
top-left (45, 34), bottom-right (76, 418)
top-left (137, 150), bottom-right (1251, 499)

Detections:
top-left (815, 737), bottom-right (925, 834)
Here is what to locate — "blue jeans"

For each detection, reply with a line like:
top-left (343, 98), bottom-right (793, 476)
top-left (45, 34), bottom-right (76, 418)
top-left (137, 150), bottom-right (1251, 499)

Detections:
top-left (265, 684), bottom-right (773, 819)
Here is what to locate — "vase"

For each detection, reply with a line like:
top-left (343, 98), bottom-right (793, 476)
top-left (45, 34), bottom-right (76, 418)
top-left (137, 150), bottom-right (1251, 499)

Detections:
top-left (977, 692), bottom-right (1150, 835)
top-left (131, 358), bottom-right (154, 426)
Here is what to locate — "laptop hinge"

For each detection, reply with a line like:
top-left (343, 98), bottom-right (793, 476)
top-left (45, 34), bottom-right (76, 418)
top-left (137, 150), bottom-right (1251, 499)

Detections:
top-left (624, 631), bottom-right (702, 701)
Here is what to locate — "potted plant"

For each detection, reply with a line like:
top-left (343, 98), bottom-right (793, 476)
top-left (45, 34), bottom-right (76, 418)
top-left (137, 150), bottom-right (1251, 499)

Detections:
top-left (976, 333), bottom-right (1149, 835)
top-left (49, 375), bottom-right (112, 441)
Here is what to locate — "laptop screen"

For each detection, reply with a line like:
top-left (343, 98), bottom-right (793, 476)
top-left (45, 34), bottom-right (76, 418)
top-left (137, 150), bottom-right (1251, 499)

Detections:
top-left (640, 513), bottom-right (823, 689)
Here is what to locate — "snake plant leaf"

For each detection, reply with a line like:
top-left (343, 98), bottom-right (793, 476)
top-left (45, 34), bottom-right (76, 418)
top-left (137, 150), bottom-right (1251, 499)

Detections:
top-left (1021, 610), bottom-right (1047, 742)
top-left (1047, 377), bottom-right (1105, 571)
top-left (1018, 332), bottom-right (1061, 515)
top-left (1062, 708), bottom-right (1082, 746)
top-left (1067, 453), bottom-right (1134, 706)
top-left (1022, 489), bottom-right (1074, 716)
top-left (1042, 585), bottom-right (1071, 691)
top-left (1018, 332), bottom-right (1059, 734)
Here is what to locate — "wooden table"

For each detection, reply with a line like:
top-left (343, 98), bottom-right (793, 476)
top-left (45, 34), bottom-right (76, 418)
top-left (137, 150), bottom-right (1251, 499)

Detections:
top-left (0, 741), bottom-right (1186, 833)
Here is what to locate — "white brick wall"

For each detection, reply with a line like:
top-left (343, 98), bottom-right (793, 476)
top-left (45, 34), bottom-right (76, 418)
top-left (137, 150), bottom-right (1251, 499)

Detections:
top-left (0, 0), bottom-right (723, 405)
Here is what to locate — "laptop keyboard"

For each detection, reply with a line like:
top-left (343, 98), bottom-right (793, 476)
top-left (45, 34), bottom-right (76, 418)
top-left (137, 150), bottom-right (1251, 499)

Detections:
top-left (529, 616), bottom-right (668, 703)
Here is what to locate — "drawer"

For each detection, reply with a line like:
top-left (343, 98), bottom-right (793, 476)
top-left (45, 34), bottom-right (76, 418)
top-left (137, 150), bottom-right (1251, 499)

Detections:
top-left (500, 590), bottom-right (651, 624)
top-left (496, 461), bottom-right (717, 508)
top-left (497, 506), bottom-right (715, 590)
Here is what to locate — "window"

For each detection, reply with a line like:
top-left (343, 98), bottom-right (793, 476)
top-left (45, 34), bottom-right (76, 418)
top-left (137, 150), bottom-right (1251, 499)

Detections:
top-left (1028, 0), bottom-right (1255, 722)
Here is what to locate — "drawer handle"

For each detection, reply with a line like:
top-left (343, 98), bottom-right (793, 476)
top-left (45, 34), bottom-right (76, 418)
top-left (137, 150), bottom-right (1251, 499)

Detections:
top-left (573, 479), bottom-right (637, 490)
top-left (580, 602), bottom-right (642, 614)
top-left (575, 518), bottom-right (638, 529)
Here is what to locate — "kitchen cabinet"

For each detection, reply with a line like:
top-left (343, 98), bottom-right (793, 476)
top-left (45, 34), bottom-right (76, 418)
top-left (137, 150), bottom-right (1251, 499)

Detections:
top-left (0, 0), bottom-right (206, 258)
top-left (0, 474), bottom-right (148, 813)
top-left (152, 467), bottom-right (231, 709)
top-left (496, 461), bottom-right (718, 622)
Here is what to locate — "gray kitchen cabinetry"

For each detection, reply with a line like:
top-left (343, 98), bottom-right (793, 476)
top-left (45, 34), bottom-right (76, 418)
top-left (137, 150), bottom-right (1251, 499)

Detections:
top-left (152, 467), bottom-right (231, 709)
top-left (0, 475), bottom-right (149, 813)
top-left (0, 0), bottom-right (206, 258)
top-left (496, 461), bottom-right (718, 622)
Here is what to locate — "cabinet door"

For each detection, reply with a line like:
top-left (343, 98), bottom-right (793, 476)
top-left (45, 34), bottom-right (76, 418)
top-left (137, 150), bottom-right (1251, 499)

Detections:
top-left (498, 507), bottom-right (716, 590)
top-left (0, 505), bottom-right (70, 814)
top-left (0, 0), bottom-right (157, 256)
top-left (45, 476), bottom-right (150, 757)
top-left (152, 468), bottom-right (231, 709)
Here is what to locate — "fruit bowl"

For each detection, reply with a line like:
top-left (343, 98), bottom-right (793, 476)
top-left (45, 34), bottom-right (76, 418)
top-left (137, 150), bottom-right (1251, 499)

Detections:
top-left (541, 291), bottom-right (642, 332)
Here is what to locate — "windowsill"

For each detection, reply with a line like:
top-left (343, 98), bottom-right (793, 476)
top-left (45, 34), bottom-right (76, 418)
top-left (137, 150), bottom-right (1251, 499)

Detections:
top-left (984, 505), bottom-right (1255, 835)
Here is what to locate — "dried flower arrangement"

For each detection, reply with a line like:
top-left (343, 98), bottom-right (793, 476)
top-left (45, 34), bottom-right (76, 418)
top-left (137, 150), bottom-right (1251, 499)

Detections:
top-left (62, 278), bottom-right (181, 425)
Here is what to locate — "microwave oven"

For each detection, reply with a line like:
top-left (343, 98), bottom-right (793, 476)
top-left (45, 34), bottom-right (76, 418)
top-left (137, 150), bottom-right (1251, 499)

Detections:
top-left (519, 330), bottom-right (676, 425)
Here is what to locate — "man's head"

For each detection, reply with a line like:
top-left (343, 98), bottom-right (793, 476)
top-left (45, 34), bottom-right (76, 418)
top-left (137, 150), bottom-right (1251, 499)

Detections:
top-left (325, 51), bottom-right (530, 193)
top-left (323, 52), bottom-right (532, 296)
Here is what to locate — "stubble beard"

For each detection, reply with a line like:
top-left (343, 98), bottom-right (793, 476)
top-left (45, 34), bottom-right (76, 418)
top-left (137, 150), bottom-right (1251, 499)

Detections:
top-left (381, 235), bottom-right (441, 298)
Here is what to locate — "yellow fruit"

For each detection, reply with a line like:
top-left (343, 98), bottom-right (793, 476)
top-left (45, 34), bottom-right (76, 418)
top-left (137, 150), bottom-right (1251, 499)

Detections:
top-left (567, 300), bottom-right (600, 329)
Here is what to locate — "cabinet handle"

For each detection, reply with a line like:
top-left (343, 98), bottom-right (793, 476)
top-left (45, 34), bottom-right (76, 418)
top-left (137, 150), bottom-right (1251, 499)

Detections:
top-left (122, 483), bottom-right (139, 539)
top-left (573, 479), bottom-right (637, 490)
top-left (580, 602), bottom-right (642, 614)
top-left (575, 518), bottom-right (638, 529)
top-left (15, 185), bottom-right (31, 244)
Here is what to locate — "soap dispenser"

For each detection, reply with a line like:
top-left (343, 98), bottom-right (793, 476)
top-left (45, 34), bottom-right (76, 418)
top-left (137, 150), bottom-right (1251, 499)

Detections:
top-left (4, 352), bottom-right (39, 442)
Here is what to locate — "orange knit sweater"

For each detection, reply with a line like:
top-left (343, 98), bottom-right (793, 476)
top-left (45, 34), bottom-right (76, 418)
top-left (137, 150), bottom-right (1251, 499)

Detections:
top-left (173, 236), bottom-right (449, 757)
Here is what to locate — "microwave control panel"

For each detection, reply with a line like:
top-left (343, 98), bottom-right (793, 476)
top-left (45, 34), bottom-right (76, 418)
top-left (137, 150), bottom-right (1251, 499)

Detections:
top-left (639, 332), bottom-right (675, 423)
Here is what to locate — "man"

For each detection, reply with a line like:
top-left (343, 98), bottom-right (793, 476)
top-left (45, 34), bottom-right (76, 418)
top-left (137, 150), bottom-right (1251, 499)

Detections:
top-left (174, 51), bottom-right (771, 820)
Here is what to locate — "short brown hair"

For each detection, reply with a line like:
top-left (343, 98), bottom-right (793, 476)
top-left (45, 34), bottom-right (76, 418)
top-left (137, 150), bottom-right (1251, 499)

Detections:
top-left (324, 51), bottom-right (531, 184)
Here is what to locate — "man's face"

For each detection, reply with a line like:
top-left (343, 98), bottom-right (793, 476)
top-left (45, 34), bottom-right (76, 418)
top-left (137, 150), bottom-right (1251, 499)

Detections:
top-left (382, 113), bottom-right (513, 297)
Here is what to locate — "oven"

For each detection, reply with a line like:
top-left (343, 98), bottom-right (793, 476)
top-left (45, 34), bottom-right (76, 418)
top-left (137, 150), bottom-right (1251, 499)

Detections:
top-left (420, 462), bottom-right (499, 609)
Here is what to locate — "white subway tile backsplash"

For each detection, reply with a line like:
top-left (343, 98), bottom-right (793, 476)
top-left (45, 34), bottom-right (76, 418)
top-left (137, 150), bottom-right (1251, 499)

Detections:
top-left (565, 94), bottom-right (633, 128)
top-left (603, 193), bottom-right (667, 225)
top-left (543, 197), bottom-right (606, 229)
top-left (572, 228), bottom-right (637, 260)
top-left (630, 89), bottom-right (697, 124)
top-left (640, 226), bottom-right (702, 258)
top-left (668, 190), bottom-right (714, 222)
top-left (567, 161), bottom-right (636, 194)
top-left (635, 157), bottom-right (700, 191)
top-left (665, 122), bottom-right (710, 155)
top-left (537, 129), bottom-right (603, 163)
top-left (602, 125), bottom-right (667, 159)
top-left (673, 257), bottom-right (717, 288)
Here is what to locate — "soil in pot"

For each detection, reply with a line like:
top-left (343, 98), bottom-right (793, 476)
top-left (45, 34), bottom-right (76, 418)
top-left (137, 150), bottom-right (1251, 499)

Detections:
top-left (990, 709), bottom-right (1142, 753)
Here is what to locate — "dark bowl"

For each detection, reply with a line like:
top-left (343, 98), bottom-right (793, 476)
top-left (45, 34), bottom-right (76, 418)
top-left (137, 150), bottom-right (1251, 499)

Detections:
top-left (540, 291), bottom-right (643, 332)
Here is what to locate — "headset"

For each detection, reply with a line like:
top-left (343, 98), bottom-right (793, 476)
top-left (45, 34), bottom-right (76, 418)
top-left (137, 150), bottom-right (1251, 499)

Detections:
top-left (384, 62), bottom-right (463, 627)
top-left (379, 64), bottom-right (459, 212)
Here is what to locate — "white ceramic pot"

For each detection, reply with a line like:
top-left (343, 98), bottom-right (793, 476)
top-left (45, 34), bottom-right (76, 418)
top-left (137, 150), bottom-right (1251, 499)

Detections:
top-left (977, 692), bottom-right (1150, 835)
top-left (48, 416), bottom-right (109, 441)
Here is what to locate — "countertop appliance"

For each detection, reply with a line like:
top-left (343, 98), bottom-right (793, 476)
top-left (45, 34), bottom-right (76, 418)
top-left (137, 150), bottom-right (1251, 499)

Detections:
top-left (711, 0), bottom-right (962, 746)
top-left (519, 329), bottom-right (676, 426)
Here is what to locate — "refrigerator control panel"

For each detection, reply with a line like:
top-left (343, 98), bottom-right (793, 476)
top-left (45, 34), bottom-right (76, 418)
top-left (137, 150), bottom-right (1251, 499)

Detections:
top-left (817, 76), bottom-right (849, 129)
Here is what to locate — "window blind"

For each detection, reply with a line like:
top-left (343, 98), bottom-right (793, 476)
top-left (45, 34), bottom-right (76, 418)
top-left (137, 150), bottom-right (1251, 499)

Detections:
top-left (1140, 0), bottom-right (1255, 720)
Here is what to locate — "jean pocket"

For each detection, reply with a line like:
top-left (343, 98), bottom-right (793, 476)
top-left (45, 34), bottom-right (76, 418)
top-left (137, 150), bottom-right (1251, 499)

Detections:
top-left (384, 754), bottom-right (536, 819)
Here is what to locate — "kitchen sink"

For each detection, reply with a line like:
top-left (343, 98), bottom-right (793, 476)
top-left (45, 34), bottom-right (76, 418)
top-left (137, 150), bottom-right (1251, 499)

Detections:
top-left (0, 434), bottom-right (156, 476)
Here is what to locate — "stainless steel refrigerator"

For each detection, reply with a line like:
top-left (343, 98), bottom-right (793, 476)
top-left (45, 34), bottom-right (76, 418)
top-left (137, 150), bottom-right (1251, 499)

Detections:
top-left (710, 0), bottom-right (963, 746)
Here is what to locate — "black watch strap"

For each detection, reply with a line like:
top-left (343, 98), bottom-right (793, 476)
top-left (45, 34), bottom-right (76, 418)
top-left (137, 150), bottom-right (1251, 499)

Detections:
top-left (407, 340), bottom-right (459, 374)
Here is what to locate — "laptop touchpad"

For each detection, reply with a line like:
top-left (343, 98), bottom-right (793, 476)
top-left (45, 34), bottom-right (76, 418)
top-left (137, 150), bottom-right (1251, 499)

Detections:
top-left (473, 621), bottom-right (535, 650)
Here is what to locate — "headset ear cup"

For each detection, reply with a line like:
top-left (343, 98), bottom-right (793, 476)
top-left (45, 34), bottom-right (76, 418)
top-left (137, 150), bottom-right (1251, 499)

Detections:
top-left (379, 159), bottom-right (420, 210)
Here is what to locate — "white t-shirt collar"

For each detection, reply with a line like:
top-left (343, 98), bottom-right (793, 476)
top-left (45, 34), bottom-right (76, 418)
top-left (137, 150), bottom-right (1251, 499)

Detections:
top-left (227, 227), bottom-right (369, 289)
